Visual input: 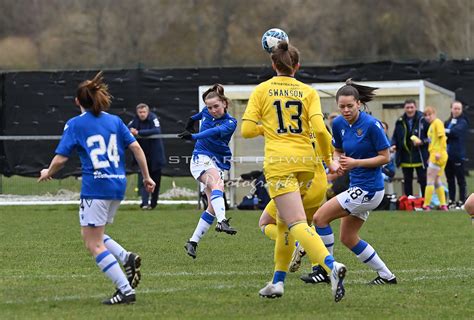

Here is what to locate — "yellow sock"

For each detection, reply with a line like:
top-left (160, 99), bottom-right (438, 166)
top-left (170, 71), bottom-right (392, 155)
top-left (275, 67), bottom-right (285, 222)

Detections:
top-left (273, 220), bottom-right (295, 272)
top-left (436, 186), bottom-right (446, 206)
top-left (424, 185), bottom-right (434, 207)
top-left (289, 222), bottom-right (332, 274)
top-left (262, 224), bottom-right (278, 241)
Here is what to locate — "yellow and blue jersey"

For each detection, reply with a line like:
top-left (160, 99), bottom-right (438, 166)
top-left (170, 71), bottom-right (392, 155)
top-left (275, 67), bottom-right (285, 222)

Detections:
top-left (191, 108), bottom-right (237, 171)
top-left (55, 111), bottom-right (136, 200)
top-left (332, 112), bottom-right (389, 193)
top-left (242, 76), bottom-right (323, 177)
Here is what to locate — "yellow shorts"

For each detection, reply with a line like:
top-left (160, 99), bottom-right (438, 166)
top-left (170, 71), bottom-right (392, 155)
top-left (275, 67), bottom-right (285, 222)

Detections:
top-left (265, 171), bottom-right (327, 221)
top-left (266, 171), bottom-right (314, 199)
top-left (429, 153), bottom-right (447, 176)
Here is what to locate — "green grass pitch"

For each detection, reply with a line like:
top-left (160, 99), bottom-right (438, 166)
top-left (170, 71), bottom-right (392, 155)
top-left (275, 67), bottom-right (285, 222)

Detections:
top-left (1, 205), bottom-right (472, 319)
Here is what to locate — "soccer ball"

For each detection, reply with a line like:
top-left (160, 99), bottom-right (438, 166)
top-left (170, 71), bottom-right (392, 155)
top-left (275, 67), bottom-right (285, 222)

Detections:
top-left (261, 28), bottom-right (289, 53)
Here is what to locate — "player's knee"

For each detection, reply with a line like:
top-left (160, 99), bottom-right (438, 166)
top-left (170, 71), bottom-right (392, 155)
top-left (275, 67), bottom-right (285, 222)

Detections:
top-left (465, 195), bottom-right (474, 215)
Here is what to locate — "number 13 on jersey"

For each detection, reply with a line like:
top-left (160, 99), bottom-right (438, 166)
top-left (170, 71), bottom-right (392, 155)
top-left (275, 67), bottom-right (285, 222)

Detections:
top-left (273, 100), bottom-right (303, 134)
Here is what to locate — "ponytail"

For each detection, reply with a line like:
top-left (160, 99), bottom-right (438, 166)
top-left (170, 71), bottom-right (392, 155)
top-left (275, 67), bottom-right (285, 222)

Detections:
top-left (76, 71), bottom-right (112, 116)
top-left (336, 78), bottom-right (378, 105)
top-left (271, 41), bottom-right (299, 75)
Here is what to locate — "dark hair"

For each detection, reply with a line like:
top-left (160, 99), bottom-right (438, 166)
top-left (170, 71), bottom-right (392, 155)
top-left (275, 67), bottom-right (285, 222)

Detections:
top-left (202, 84), bottom-right (230, 108)
top-left (335, 79), bottom-right (378, 105)
top-left (76, 71), bottom-right (112, 116)
top-left (404, 99), bottom-right (417, 106)
top-left (271, 41), bottom-right (300, 75)
top-left (381, 121), bottom-right (389, 130)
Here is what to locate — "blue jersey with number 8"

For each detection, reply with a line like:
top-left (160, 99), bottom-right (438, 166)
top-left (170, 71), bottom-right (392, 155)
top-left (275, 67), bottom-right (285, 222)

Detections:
top-left (55, 111), bottom-right (136, 200)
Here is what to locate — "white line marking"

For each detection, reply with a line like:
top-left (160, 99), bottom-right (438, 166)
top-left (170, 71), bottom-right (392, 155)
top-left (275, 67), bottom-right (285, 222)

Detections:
top-left (1, 267), bottom-right (472, 279)
top-left (2, 272), bottom-right (471, 305)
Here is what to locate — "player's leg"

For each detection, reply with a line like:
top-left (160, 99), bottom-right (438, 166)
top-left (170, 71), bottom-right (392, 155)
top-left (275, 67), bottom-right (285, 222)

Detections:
top-left (79, 199), bottom-right (135, 304)
top-left (184, 186), bottom-right (216, 259)
top-left (464, 193), bottom-right (474, 224)
top-left (103, 234), bottom-right (141, 288)
top-left (292, 171), bottom-right (328, 273)
top-left (259, 201), bottom-right (278, 240)
top-left (274, 190), bottom-right (346, 302)
top-left (82, 225), bottom-right (135, 304)
top-left (300, 197), bottom-right (347, 284)
top-left (339, 216), bottom-right (397, 284)
top-left (259, 218), bottom-right (294, 298)
top-left (199, 169), bottom-right (236, 234)
top-left (423, 164), bottom-right (440, 210)
top-left (434, 174), bottom-right (448, 211)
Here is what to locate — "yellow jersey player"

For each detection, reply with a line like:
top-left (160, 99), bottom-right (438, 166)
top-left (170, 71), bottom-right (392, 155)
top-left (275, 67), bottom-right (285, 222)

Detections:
top-left (422, 106), bottom-right (449, 211)
top-left (241, 41), bottom-right (347, 302)
top-left (259, 135), bottom-right (329, 272)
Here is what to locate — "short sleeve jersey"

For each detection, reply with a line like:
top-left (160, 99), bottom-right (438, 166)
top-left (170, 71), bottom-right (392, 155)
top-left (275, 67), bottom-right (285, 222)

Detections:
top-left (242, 76), bottom-right (323, 177)
top-left (55, 111), bottom-right (136, 200)
top-left (332, 112), bottom-right (390, 193)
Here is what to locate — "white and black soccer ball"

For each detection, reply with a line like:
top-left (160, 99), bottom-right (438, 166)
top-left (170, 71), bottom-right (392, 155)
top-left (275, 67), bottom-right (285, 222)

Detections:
top-left (261, 28), bottom-right (289, 53)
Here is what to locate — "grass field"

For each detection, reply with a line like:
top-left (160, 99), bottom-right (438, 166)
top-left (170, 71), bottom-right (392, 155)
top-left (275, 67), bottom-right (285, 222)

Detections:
top-left (0, 175), bottom-right (197, 199)
top-left (1, 205), bottom-right (473, 319)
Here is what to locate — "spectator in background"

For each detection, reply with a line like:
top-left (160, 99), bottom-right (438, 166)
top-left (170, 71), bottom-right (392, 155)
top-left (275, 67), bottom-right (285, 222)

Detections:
top-left (391, 99), bottom-right (429, 197)
top-left (444, 101), bottom-right (469, 209)
top-left (128, 103), bottom-right (166, 210)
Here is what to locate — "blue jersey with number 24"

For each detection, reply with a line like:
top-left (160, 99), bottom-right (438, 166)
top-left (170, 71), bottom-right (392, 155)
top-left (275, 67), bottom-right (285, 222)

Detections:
top-left (55, 111), bottom-right (136, 200)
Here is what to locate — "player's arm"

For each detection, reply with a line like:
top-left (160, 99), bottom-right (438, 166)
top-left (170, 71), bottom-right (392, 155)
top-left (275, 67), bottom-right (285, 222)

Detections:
top-left (241, 120), bottom-right (264, 138)
top-left (310, 114), bottom-right (332, 163)
top-left (241, 88), bottom-right (262, 139)
top-left (38, 155), bottom-right (69, 182)
top-left (129, 141), bottom-right (156, 193)
top-left (340, 148), bottom-right (390, 170)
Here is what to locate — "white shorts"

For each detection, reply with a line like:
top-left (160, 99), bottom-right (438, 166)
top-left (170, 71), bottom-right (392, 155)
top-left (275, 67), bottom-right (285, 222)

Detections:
top-left (336, 187), bottom-right (384, 221)
top-left (79, 199), bottom-right (121, 227)
top-left (190, 154), bottom-right (224, 181)
top-left (428, 162), bottom-right (441, 170)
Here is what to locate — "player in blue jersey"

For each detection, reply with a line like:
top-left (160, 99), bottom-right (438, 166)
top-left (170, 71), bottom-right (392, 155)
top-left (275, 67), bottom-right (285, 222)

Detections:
top-left (300, 79), bottom-right (397, 285)
top-left (178, 84), bottom-right (237, 259)
top-left (38, 72), bottom-right (155, 305)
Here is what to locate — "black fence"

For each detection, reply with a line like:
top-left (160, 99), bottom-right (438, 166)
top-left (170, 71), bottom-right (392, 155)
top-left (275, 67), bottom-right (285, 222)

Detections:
top-left (1, 60), bottom-right (474, 178)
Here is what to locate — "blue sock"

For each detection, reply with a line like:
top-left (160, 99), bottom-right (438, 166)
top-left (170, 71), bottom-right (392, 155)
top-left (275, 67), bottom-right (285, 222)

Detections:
top-left (351, 239), bottom-right (393, 279)
top-left (272, 271), bottom-right (286, 284)
top-left (315, 225), bottom-right (334, 255)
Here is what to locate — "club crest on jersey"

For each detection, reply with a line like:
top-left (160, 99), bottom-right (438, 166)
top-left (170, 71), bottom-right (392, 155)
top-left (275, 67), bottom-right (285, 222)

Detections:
top-left (357, 128), bottom-right (363, 136)
top-left (341, 129), bottom-right (345, 137)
